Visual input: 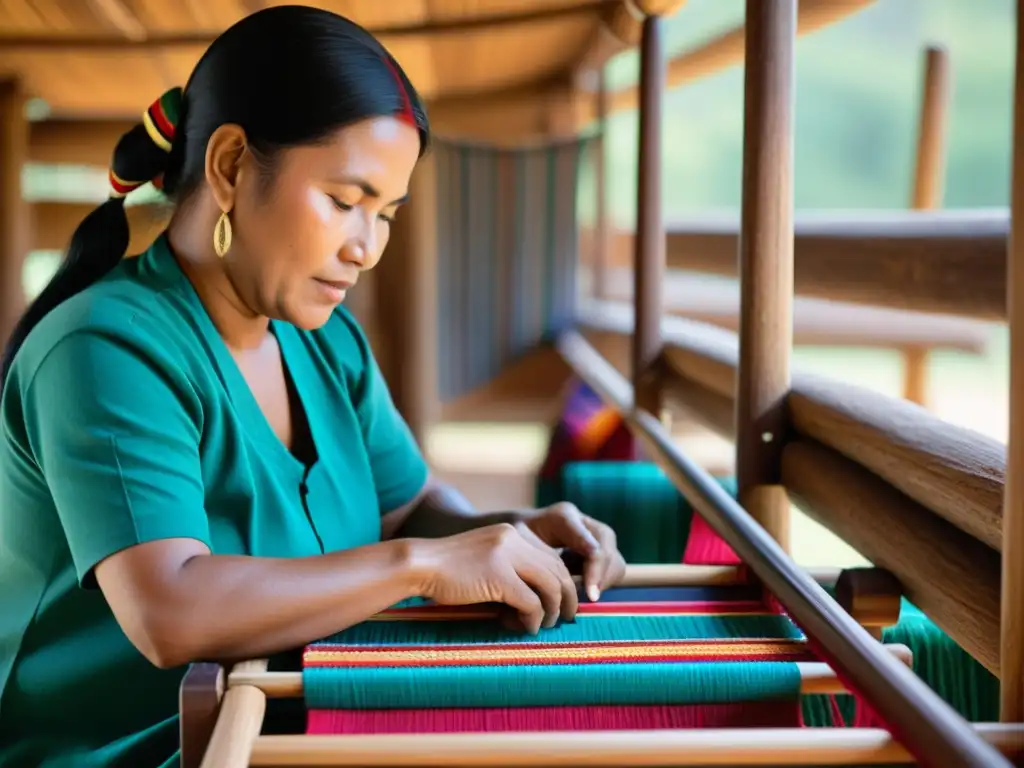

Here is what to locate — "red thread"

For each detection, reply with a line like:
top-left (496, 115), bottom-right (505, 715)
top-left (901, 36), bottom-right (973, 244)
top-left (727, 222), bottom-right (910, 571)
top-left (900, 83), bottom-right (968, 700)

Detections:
top-left (307, 701), bottom-right (802, 735)
top-left (682, 513), bottom-right (742, 565)
top-left (382, 57), bottom-right (416, 127)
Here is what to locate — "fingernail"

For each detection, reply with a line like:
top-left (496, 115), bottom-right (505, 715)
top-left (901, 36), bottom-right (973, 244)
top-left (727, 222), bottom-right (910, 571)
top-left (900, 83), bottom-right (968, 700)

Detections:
top-left (587, 585), bottom-right (601, 602)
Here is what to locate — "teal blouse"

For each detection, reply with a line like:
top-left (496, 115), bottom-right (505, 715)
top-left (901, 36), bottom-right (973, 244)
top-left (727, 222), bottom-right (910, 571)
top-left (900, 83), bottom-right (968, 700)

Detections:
top-left (0, 233), bottom-right (428, 767)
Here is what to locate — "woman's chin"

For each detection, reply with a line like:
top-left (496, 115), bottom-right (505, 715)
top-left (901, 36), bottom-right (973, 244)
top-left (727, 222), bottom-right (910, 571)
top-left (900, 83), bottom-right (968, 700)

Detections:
top-left (282, 305), bottom-right (336, 331)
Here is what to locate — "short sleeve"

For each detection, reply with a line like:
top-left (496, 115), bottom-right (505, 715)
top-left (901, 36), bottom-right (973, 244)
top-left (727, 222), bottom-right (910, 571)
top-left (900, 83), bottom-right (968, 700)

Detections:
top-left (340, 315), bottom-right (428, 514)
top-left (22, 330), bottom-right (211, 587)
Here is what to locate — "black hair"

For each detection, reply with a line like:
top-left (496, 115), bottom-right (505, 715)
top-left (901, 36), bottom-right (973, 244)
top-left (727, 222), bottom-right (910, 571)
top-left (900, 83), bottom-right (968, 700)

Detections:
top-left (1, 5), bottom-right (429, 384)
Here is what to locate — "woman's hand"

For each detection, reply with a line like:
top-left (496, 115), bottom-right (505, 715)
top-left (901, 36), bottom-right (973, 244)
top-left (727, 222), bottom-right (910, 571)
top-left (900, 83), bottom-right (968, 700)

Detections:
top-left (516, 502), bottom-right (627, 602)
top-left (410, 523), bottom-right (579, 634)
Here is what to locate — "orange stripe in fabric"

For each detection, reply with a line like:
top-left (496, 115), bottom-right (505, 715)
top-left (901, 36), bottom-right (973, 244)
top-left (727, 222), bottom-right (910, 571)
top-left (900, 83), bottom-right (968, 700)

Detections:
top-left (304, 639), bottom-right (813, 668)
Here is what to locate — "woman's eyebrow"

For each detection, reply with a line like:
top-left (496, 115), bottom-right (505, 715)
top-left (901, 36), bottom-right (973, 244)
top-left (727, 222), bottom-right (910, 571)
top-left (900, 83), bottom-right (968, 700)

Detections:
top-left (330, 175), bottom-right (409, 205)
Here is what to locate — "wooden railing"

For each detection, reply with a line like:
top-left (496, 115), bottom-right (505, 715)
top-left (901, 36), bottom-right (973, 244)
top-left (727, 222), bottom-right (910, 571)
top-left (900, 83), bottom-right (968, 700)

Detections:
top-left (571, 1), bottom-right (1023, 765)
top-left (575, 306), bottom-right (1003, 676)
top-left (583, 209), bottom-right (1008, 321)
top-left (556, 329), bottom-right (1011, 766)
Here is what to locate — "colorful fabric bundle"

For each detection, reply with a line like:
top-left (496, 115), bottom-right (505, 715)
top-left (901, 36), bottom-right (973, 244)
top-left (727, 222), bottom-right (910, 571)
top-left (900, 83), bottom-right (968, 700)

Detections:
top-left (535, 380), bottom-right (641, 508)
top-left (302, 585), bottom-right (810, 735)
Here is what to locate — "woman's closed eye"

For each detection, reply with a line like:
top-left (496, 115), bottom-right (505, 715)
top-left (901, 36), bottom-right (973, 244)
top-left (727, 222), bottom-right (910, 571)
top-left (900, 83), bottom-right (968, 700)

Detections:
top-left (328, 194), bottom-right (395, 223)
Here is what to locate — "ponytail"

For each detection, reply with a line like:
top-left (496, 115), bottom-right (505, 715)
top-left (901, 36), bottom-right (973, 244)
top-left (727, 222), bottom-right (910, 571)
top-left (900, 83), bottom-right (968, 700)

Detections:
top-left (0, 87), bottom-right (184, 386)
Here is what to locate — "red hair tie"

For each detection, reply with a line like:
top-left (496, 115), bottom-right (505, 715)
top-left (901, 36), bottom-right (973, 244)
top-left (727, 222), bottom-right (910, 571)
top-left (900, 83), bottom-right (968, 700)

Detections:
top-left (382, 57), bottom-right (416, 127)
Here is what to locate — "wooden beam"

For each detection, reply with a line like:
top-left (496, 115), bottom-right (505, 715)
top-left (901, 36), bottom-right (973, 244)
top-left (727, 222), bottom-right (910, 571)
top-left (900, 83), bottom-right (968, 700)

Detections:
top-left (86, 0), bottom-right (147, 41)
top-left (26, 83), bottom-right (571, 165)
top-left (28, 119), bottom-right (132, 166)
top-left (782, 438), bottom-right (1002, 677)
top-left (659, 362), bottom-right (736, 439)
top-left (585, 292), bottom-right (991, 353)
top-left (1001, 0), bottom-right (1024, 723)
top-left (576, 0), bottom-right (877, 122)
top-left (0, 2), bottom-right (618, 49)
top-left (0, 78), bottom-right (29, 348)
top-left (570, 2), bottom-right (641, 90)
top-left (629, 210), bottom-right (1007, 320)
top-left (788, 374), bottom-right (1006, 553)
top-left (25, 1), bottom-right (875, 156)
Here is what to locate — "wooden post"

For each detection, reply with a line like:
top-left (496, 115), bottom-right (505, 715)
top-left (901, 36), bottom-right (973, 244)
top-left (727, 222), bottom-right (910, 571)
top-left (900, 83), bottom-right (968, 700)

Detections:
top-left (734, 0), bottom-right (796, 551)
top-left (631, 13), bottom-right (665, 416)
top-left (903, 45), bottom-right (952, 407)
top-left (1001, 0), bottom-right (1024, 724)
top-left (374, 151), bottom-right (439, 445)
top-left (0, 78), bottom-right (28, 351)
top-left (912, 46), bottom-right (952, 211)
top-left (835, 567), bottom-right (903, 642)
top-left (593, 68), bottom-right (610, 300)
top-left (901, 345), bottom-right (930, 405)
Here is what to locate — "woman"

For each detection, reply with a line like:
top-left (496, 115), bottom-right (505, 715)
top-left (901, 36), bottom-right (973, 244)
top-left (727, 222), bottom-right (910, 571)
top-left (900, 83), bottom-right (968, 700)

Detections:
top-left (0, 7), bottom-right (626, 767)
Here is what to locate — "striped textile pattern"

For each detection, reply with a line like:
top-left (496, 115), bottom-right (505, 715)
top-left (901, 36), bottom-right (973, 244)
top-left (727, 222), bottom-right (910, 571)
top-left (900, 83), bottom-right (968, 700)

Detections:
top-left (434, 137), bottom-right (590, 401)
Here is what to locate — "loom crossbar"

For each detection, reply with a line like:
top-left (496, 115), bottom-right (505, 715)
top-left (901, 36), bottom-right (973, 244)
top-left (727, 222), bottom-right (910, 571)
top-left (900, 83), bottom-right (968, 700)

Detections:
top-left (243, 724), bottom-right (1024, 766)
top-left (229, 644), bottom-right (914, 698)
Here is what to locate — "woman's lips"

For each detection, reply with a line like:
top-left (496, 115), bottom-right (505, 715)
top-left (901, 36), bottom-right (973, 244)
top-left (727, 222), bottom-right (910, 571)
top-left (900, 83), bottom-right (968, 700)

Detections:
top-left (313, 277), bottom-right (354, 303)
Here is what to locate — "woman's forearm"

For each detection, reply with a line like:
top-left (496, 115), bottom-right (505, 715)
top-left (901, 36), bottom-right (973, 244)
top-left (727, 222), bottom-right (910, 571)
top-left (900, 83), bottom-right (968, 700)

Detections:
top-left (99, 537), bottom-right (429, 668)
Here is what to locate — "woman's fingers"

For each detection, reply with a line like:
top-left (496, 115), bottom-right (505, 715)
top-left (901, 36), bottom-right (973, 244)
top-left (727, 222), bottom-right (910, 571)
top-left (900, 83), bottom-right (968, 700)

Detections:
top-left (495, 563), bottom-right (546, 634)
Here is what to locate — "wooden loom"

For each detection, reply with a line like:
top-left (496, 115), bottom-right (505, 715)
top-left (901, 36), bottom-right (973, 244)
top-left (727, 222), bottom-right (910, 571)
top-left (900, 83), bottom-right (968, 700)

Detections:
top-left (176, 2), bottom-right (1024, 766)
top-left (4, 0), bottom-right (1024, 766)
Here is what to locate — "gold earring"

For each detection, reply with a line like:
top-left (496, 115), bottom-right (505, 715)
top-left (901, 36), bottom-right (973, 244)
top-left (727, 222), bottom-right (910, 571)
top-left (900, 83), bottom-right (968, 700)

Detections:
top-left (213, 210), bottom-right (232, 258)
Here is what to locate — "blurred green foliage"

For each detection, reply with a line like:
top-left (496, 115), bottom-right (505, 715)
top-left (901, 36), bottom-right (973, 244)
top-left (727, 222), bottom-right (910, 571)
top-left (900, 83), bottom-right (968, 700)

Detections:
top-left (579, 0), bottom-right (1015, 226)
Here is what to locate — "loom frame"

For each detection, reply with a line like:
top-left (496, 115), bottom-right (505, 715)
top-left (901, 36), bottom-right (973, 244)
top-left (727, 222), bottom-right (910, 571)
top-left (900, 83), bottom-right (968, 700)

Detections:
top-left (184, 1), bottom-right (1024, 766)
top-left (182, 563), bottom-right (979, 768)
top-left (7, 0), bottom-right (1024, 766)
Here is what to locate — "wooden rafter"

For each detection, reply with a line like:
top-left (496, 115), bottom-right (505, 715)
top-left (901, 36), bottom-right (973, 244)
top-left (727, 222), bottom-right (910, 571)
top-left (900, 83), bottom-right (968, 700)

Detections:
top-left (0, 1), bottom-right (616, 49)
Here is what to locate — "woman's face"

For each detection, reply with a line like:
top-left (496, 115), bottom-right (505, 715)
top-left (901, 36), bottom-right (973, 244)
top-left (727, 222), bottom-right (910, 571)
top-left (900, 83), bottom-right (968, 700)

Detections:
top-left (223, 115), bottom-right (421, 330)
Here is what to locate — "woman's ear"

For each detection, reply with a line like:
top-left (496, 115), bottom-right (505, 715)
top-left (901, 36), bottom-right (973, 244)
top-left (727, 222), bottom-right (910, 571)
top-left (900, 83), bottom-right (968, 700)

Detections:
top-left (204, 123), bottom-right (249, 214)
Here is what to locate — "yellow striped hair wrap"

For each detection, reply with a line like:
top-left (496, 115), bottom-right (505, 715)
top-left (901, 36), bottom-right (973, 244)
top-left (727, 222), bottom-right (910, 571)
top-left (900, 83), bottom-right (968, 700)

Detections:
top-left (109, 87), bottom-right (183, 199)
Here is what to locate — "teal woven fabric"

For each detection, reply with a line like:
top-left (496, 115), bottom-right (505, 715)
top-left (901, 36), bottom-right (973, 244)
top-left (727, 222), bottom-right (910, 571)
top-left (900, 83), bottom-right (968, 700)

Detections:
top-left (881, 600), bottom-right (998, 722)
top-left (304, 661), bottom-right (802, 710)
top-left (802, 593), bottom-right (998, 726)
top-left (559, 462), bottom-right (692, 563)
